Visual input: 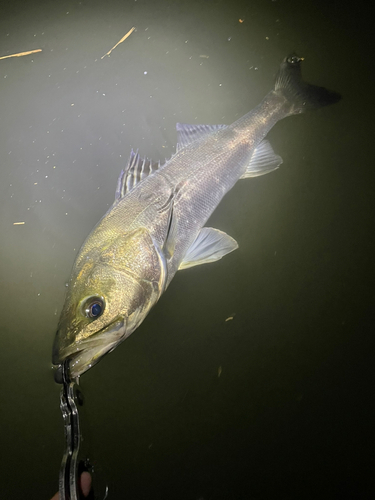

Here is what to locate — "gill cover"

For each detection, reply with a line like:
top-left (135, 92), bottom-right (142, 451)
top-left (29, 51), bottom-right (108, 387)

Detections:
top-left (52, 227), bottom-right (167, 374)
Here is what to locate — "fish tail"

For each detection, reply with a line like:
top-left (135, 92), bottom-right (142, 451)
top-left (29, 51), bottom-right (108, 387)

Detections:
top-left (275, 54), bottom-right (341, 114)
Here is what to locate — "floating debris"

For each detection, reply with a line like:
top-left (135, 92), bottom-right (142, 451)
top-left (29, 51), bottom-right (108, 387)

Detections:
top-left (218, 366), bottom-right (222, 377)
top-left (239, 19), bottom-right (244, 23)
top-left (13, 221), bottom-right (25, 225)
top-left (101, 27), bottom-right (136, 59)
top-left (0, 49), bottom-right (42, 61)
top-left (225, 315), bottom-right (234, 322)
top-left (199, 54), bottom-right (209, 58)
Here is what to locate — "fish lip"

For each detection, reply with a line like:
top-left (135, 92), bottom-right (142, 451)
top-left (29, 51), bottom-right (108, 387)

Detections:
top-left (56, 333), bottom-right (113, 361)
top-left (53, 316), bottom-right (126, 377)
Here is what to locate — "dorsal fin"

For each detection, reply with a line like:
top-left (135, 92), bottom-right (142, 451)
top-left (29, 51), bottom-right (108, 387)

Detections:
top-left (176, 123), bottom-right (227, 151)
top-left (115, 150), bottom-right (163, 201)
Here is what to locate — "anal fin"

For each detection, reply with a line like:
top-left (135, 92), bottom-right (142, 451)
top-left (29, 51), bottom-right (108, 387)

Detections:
top-left (240, 139), bottom-right (282, 178)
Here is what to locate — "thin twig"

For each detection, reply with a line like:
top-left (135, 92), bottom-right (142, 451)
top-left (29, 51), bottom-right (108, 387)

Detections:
top-left (101, 27), bottom-right (135, 59)
top-left (0, 49), bottom-right (42, 61)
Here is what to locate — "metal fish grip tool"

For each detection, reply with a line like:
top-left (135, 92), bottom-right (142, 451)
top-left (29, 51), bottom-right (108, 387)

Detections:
top-left (58, 360), bottom-right (108, 499)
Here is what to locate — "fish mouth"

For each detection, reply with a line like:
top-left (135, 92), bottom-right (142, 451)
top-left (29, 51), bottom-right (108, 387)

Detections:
top-left (53, 316), bottom-right (127, 379)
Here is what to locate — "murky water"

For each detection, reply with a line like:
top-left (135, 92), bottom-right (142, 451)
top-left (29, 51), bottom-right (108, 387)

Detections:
top-left (1, 1), bottom-right (374, 498)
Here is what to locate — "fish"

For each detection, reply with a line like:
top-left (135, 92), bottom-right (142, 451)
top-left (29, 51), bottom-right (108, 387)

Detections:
top-left (52, 54), bottom-right (341, 379)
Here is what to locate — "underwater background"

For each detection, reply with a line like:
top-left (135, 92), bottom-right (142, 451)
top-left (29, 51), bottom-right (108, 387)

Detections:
top-left (0, 0), bottom-right (374, 498)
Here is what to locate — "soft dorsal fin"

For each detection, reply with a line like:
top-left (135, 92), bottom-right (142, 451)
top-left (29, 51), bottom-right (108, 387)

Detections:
top-left (115, 150), bottom-right (163, 201)
top-left (176, 123), bottom-right (227, 151)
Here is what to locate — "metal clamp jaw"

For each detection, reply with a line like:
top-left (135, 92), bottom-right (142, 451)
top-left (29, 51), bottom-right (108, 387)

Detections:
top-left (57, 361), bottom-right (108, 500)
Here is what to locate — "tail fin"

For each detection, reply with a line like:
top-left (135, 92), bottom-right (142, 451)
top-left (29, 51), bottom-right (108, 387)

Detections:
top-left (275, 54), bottom-right (341, 114)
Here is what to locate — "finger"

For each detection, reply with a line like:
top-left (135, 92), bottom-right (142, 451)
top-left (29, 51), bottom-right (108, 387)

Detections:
top-left (80, 471), bottom-right (92, 497)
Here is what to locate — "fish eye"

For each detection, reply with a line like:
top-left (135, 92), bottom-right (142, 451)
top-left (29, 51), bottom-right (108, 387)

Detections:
top-left (81, 296), bottom-right (105, 319)
top-left (287, 55), bottom-right (301, 65)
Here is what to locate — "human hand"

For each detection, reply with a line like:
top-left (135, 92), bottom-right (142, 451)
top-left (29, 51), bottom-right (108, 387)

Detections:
top-left (50, 471), bottom-right (92, 500)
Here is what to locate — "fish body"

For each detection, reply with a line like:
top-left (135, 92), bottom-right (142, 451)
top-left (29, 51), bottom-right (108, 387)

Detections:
top-left (53, 55), bottom-right (340, 379)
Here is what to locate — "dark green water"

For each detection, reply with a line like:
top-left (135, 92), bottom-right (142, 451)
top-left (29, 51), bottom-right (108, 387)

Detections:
top-left (0, 1), bottom-right (374, 498)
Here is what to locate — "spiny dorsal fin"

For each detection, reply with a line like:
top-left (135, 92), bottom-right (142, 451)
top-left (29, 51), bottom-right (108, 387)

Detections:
top-left (176, 123), bottom-right (227, 151)
top-left (115, 150), bottom-right (163, 201)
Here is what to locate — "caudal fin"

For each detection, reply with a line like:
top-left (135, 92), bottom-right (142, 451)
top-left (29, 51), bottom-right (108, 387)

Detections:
top-left (275, 54), bottom-right (341, 114)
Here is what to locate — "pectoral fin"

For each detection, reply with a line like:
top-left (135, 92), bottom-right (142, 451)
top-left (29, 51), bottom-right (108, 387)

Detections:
top-left (161, 182), bottom-right (186, 260)
top-left (179, 228), bottom-right (238, 270)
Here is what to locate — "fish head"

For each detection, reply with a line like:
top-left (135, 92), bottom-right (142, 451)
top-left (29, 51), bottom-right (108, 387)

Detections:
top-left (52, 227), bottom-right (166, 379)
